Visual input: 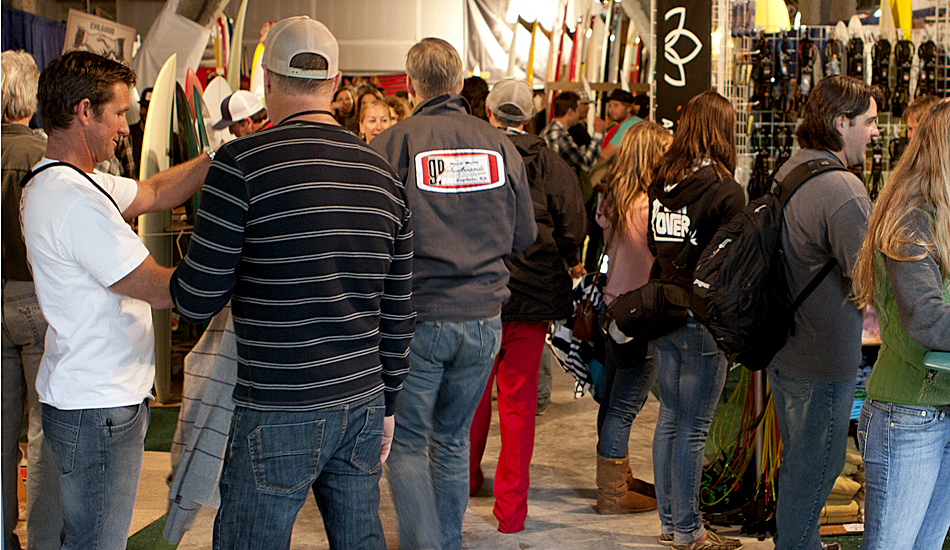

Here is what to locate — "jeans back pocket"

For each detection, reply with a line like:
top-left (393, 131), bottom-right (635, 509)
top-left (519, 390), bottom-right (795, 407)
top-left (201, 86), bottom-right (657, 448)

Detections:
top-left (248, 420), bottom-right (324, 494)
top-left (41, 405), bottom-right (80, 474)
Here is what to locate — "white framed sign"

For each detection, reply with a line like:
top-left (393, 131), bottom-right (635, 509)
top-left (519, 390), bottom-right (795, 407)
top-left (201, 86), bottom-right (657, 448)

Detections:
top-left (64, 9), bottom-right (136, 64)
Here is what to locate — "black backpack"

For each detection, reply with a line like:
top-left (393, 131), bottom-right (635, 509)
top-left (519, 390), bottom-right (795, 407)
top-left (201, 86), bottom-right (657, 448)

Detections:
top-left (690, 158), bottom-right (848, 371)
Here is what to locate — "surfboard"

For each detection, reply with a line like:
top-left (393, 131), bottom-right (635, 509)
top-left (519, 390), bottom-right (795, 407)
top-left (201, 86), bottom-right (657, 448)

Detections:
top-left (184, 69), bottom-right (203, 118)
top-left (138, 53), bottom-right (176, 403)
top-left (202, 75), bottom-right (233, 148)
top-left (249, 43), bottom-right (265, 103)
top-left (175, 83), bottom-right (200, 161)
top-left (227, 0), bottom-right (249, 92)
top-left (192, 85), bottom-right (210, 151)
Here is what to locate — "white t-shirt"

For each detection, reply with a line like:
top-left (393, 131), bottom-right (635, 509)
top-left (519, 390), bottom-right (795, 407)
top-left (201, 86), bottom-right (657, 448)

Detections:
top-left (20, 158), bottom-right (154, 410)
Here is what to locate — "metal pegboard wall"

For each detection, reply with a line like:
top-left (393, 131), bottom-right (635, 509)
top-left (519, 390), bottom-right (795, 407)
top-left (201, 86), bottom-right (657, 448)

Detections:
top-left (713, 0), bottom-right (755, 186)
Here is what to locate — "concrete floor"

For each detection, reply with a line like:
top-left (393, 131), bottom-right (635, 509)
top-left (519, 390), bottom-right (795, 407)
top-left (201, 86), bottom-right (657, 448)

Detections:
top-left (171, 360), bottom-right (775, 550)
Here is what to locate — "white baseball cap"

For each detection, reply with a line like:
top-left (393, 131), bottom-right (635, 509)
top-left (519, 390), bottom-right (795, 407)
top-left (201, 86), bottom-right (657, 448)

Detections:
top-left (213, 90), bottom-right (264, 130)
top-left (262, 16), bottom-right (339, 80)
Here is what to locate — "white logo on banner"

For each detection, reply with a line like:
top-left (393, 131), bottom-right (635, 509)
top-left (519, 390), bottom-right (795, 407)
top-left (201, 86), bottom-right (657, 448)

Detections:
top-left (663, 7), bottom-right (703, 88)
top-left (414, 149), bottom-right (506, 193)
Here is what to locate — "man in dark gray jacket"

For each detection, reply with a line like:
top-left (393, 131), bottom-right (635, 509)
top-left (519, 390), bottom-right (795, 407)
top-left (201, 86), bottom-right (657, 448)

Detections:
top-left (371, 39), bottom-right (536, 550)
top-left (768, 75), bottom-right (877, 550)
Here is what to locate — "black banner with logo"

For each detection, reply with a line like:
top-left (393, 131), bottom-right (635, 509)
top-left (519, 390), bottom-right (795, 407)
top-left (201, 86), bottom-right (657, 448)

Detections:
top-left (654, 0), bottom-right (712, 130)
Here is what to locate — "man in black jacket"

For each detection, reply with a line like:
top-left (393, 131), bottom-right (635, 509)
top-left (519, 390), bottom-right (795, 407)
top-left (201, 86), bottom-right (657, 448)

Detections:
top-left (468, 78), bottom-right (587, 533)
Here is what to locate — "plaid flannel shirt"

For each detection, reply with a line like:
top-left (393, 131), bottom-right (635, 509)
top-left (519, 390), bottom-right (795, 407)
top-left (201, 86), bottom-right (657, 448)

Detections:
top-left (540, 119), bottom-right (603, 173)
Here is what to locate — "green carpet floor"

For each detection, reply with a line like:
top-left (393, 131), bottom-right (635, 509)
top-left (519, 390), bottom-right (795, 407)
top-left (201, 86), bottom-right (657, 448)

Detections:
top-left (144, 406), bottom-right (180, 452)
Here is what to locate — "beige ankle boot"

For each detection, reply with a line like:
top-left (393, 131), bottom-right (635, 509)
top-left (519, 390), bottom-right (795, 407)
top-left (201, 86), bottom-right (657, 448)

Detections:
top-left (595, 455), bottom-right (657, 514)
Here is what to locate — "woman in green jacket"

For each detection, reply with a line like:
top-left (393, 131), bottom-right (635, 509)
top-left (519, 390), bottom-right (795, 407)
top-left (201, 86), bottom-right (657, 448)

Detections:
top-left (852, 97), bottom-right (950, 550)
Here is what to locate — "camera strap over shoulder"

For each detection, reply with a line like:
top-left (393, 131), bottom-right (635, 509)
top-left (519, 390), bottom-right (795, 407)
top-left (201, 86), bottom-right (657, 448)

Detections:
top-left (20, 161), bottom-right (123, 215)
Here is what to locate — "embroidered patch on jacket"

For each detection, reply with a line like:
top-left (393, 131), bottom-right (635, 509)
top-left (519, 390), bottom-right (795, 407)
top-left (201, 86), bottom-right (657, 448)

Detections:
top-left (414, 149), bottom-right (506, 193)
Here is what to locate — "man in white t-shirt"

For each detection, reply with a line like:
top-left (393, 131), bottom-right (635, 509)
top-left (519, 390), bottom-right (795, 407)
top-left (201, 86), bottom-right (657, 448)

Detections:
top-left (19, 51), bottom-right (211, 550)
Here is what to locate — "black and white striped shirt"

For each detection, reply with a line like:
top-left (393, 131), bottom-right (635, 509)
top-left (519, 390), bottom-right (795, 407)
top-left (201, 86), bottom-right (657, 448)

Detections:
top-left (170, 121), bottom-right (414, 415)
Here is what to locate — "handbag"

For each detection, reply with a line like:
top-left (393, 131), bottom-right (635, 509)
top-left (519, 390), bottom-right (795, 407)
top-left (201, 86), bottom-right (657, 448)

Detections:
top-left (570, 256), bottom-right (606, 343)
top-left (604, 279), bottom-right (691, 341)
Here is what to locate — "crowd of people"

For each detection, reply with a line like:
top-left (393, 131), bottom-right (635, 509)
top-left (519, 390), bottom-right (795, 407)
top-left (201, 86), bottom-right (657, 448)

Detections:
top-left (2, 14), bottom-right (948, 550)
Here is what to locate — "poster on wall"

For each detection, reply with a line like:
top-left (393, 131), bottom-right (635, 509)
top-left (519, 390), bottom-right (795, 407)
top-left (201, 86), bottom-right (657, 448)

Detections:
top-left (64, 9), bottom-right (136, 64)
top-left (654, 0), bottom-right (711, 130)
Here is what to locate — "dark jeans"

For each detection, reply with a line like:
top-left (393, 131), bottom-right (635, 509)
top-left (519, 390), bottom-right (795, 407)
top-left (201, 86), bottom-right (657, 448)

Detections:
top-left (213, 393), bottom-right (388, 550)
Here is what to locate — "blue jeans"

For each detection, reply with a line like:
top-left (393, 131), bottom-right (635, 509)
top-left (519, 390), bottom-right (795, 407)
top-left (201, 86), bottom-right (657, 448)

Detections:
top-left (858, 399), bottom-right (950, 550)
top-left (2, 280), bottom-right (63, 550)
top-left (652, 319), bottom-right (728, 544)
top-left (386, 315), bottom-right (502, 550)
top-left (768, 366), bottom-right (854, 550)
top-left (213, 393), bottom-right (387, 550)
top-left (597, 333), bottom-right (656, 459)
top-left (41, 400), bottom-right (149, 550)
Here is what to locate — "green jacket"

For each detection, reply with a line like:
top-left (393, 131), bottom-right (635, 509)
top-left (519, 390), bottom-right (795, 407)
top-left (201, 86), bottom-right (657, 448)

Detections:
top-left (2, 123), bottom-right (47, 281)
top-left (867, 250), bottom-right (950, 407)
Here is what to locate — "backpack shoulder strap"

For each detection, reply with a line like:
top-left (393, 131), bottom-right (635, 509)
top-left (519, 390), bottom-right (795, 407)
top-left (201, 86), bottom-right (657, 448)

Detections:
top-left (776, 158), bottom-right (849, 207)
top-left (20, 161), bottom-right (123, 215)
top-left (777, 157), bottom-right (848, 317)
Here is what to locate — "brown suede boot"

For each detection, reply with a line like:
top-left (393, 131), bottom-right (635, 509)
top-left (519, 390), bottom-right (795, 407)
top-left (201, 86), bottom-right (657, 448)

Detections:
top-left (596, 455), bottom-right (657, 514)
top-left (625, 465), bottom-right (657, 497)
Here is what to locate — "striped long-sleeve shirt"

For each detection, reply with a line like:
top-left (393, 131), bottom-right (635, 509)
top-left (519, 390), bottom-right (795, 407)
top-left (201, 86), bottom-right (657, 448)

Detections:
top-left (170, 121), bottom-right (414, 415)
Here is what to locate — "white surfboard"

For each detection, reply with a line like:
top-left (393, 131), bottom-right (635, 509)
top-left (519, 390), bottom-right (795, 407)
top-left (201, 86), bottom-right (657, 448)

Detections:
top-left (202, 75), bottom-right (233, 148)
top-left (138, 53), bottom-right (176, 402)
top-left (226, 0), bottom-right (249, 93)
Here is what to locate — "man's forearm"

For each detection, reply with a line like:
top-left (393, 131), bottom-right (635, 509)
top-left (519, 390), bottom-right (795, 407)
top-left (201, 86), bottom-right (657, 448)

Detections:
top-left (125, 153), bottom-right (212, 219)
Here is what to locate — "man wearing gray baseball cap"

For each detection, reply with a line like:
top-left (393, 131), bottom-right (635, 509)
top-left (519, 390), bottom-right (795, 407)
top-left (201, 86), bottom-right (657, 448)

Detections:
top-left (170, 16), bottom-right (414, 549)
top-left (468, 78), bottom-right (587, 533)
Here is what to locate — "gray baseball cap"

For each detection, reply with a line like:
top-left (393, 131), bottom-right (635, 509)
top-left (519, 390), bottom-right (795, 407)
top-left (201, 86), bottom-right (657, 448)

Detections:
top-left (486, 78), bottom-right (534, 123)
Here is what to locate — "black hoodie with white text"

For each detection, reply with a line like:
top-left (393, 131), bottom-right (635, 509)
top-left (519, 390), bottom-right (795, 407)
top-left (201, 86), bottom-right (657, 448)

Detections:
top-left (647, 164), bottom-right (746, 289)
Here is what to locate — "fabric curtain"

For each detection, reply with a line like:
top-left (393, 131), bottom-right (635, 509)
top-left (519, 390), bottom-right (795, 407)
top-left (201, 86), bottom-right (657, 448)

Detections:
top-left (2, 5), bottom-right (67, 128)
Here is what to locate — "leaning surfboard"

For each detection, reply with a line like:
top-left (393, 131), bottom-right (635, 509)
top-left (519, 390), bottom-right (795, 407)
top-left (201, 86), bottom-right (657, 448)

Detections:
top-left (226, 0), bottom-right (249, 92)
top-left (138, 53), bottom-right (176, 403)
top-left (202, 75), bottom-right (233, 148)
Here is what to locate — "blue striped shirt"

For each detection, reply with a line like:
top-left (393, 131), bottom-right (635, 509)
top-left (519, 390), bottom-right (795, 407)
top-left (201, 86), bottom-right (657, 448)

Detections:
top-left (170, 121), bottom-right (414, 415)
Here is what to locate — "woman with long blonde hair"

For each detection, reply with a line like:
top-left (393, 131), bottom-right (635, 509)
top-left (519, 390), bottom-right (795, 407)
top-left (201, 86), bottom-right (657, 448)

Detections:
top-left (593, 121), bottom-right (671, 515)
top-left (851, 97), bottom-right (950, 550)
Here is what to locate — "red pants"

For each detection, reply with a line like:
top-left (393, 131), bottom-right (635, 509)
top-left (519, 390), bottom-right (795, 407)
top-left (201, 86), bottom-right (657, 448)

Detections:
top-left (469, 320), bottom-right (548, 533)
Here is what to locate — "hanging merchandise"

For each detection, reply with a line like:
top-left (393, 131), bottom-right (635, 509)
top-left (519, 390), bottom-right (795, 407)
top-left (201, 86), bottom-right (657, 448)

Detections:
top-left (775, 32), bottom-right (794, 115)
top-left (892, 39), bottom-right (914, 117)
top-left (871, 38), bottom-right (892, 112)
top-left (798, 33), bottom-right (819, 100)
top-left (847, 36), bottom-right (864, 81)
top-left (747, 126), bottom-right (773, 202)
top-left (824, 36), bottom-right (844, 76)
top-left (751, 35), bottom-right (773, 110)
top-left (867, 137), bottom-right (883, 201)
top-left (916, 40), bottom-right (938, 97)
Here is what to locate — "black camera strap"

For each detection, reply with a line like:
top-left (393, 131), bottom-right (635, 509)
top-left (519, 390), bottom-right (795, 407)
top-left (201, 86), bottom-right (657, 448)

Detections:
top-left (20, 161), bottom-right (123, 215)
